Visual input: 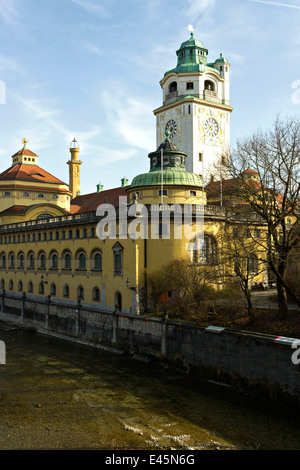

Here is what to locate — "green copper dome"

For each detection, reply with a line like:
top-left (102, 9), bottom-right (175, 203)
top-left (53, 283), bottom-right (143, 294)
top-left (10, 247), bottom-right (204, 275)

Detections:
top-left (130, 136), bottom-right (204, 189)
top-left (164, 32), bottom-right (220, 77)
top-left (178, 33), bottom-right (206, 51)
top-left (131, 167), bottom-right (204, 188)
top-left (214, 53), bottom-right (229, 64)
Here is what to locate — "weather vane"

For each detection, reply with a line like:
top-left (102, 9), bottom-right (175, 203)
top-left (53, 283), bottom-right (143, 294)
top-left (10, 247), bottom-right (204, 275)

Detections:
top-left (22, 138), bottom-right (28, 148)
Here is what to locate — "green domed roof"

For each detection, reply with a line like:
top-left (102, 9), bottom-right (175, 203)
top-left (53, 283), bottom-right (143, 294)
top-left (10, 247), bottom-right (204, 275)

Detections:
top-left (130, 135), bottom-right (204, 189)
top-left (164, 32), bottom-right (220, 77)
top-left (131, 167), bottom-right (204, 188)
top-left (178, 34), bottom-right (205, 50)
top-left (214, 53), bottom-right (229, 64)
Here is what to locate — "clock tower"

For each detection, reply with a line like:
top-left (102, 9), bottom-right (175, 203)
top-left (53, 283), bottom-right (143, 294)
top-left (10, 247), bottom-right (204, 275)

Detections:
top-left (153, 31), bottom-right (233, 183)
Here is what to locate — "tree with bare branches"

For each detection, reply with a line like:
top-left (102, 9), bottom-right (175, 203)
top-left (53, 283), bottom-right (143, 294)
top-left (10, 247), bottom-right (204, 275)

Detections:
top-left (228, 115), bottom-right (300, 319)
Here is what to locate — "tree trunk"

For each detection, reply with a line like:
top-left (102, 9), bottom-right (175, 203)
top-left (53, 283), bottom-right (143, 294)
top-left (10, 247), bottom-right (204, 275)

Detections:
top-left (245, 288), bottom-right (255, 324)
top-left (277, 280), bottom-right (288, 320)
top-left (277, 261), bottom-right (289, 319)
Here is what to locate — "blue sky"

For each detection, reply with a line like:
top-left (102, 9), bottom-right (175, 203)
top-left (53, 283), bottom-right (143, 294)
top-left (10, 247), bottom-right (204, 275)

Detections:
top-left (0, 0), bottom-right (299, 195)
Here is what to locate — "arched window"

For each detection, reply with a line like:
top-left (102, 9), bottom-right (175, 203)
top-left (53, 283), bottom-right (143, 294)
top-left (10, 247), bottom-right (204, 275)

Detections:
top-left (28, 281), bottom-right (33, 293)
top-left (50, 253), bottom-right (58, 269)
top-left (204, 79), bottom-right (215, 92)
top-left (28, 252), bottom-right (35, 269)
top-left (92, 251), bottom-right (102, 271)
top-left (112, 242), bottom-right (123, 277)
top-left (50, 283), bottom-right (56, 296)
top-left (9, 280), bottom-right (13, 291)
top-left (191, 235), bottom-right (218, 265)
top-left (39, 252), bottom-right (46, 269)
top-left (169, 81), bottom-right (177, 93)
top-left (77, 285), bottom-right (84, 300)
top-left (92, 287), bottom-right (101, 302)
top-left (1, 279), bottom-right (5, 290)
top-left (63, 252), bottom-right (72, 270)
top-left (39, 282), bottom-right (44, 294)
top-left (18, 253), bottom-right (25, 269)
top-left (114, 291), bottom-right (122, 312)
top-left (18, 280), bottom-right (23, 292)
top-left (77, 251), bottom-right (86, 270)
top-left (9, 253), bottom-right (15, 268)
top-left (63, 284), bottom-right (69, 298)
top-left (1, 254), bottom-right (6, 268)
top-left (36, 213), bottom-right (52, 221)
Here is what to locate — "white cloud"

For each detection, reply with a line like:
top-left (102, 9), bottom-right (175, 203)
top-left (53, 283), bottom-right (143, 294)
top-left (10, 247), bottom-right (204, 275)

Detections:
top-left (0, 55), bottom-right (23, 74)
top-left (101, 86), bottom-right (156, 153)
top-left (250, 0), bottom-right (300, 9)
top-left (83, 41), bottom-right (104, 56)
top-left (0, 0), bottom-right (19, 27)
top-left (92, 146), bottom-right (139, 166)
top-left (186, 0), bottom-right (215, 18)
top-left (70, 0), bottom-right (109, 16)
top-left (12, 94), bottom-right (102, 152)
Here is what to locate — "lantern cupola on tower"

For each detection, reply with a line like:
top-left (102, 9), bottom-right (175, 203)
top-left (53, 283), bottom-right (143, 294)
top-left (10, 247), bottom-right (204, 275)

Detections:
top-left (67, 137), bottom-right (82, 199)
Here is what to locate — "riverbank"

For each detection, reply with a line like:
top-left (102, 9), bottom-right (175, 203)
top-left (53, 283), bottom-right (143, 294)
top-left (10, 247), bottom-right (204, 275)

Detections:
top-left (1, 291), bottom-right (300, 408)
top-left (0, 321), bottom-right (300, 450)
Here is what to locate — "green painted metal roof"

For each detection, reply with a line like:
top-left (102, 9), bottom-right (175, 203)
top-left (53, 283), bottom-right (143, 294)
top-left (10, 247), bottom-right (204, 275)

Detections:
top-left (131, 167), bottom-right (204, 188)
top-left (164, 32), bottom-right (221, 78)
top-left (178, 34), bottom-right (206, 51)
top-left (214, 53), bottom-right (229, 64)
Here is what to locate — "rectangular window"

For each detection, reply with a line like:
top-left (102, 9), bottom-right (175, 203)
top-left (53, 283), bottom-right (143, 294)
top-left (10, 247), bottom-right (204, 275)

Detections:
top-left (254, 229), bottom-right (261, 238)
top-left (198, 152), bottom-right (203, 162)
top-left (158, 189), bottom-right (168, 196)
top-left (113, 243), bottom-right (123, 277)
top-left (38, 193), bottom-right (44, 198)
top-left (22, 192), bottom-right (30, 197)
top-left (3, 191), bottom-right (11, 196)
top-left (186, 82), bottom-right (194, 89)
top-left (114, 253), bottom-right (122, 276)
top-left (190, 190), bottom-right (197, 196)
top-left (52, 195), bottom-right (58, 199)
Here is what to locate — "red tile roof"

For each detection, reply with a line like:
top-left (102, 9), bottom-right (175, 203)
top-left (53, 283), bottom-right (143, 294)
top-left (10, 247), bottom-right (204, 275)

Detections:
top-left (0, 205), bottom-right (27, 215)
top-left (0, 163), bottom-right (67, 185)
top-left (71, 186), bottom-right (129, 213)
top-left (11, 148), bottom-right (38, 158)
top-left (206, 170), bottom-right (261, 200)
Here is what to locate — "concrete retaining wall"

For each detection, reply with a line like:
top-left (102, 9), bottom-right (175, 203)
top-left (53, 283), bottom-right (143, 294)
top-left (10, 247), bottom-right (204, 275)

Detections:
top-left (1, 292), bottom-right (300, 404)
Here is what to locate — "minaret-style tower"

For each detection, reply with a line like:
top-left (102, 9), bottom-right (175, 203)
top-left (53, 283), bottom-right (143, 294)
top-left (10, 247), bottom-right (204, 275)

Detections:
top-left (153, 29), bottom-right (233, 183)
top-left (67, 138), bottom-right (82, 199)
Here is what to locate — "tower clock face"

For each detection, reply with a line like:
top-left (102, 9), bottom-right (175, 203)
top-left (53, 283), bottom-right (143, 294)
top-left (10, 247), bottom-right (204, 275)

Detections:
top-left (165, 119), bottom-right (177, 139)
top-left (204, 118), bottom-right (219, 137)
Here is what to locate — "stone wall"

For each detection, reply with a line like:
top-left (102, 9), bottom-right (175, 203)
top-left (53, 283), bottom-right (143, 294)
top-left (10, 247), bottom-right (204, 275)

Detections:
top-left (1, 292), bottom-right (300, 404)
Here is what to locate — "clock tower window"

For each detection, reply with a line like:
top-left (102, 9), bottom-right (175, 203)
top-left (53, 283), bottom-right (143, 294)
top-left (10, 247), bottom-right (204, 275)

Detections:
top-left (186, 82), bottom-right (194, 90)
top-left (169, 82), bottom-right (177, 93)
top-left (204, 80), bottom-right (215, 92)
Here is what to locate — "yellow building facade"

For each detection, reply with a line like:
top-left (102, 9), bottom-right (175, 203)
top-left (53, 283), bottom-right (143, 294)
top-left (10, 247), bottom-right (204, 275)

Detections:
top-left (0, 134), bottom-right (266, 315)
top-left (0, 33), bottom-right (268, 314)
